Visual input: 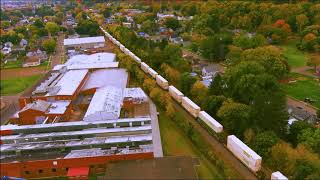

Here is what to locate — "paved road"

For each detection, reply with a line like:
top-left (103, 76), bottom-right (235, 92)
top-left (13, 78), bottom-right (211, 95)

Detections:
top-left (149, 100), bottom-right (164, 158)
top-left (287, 97), bottom-right (318, 115)
top-left (291, 66), bottom-right (318, 78)
top-left (51, 33), bottom-right (65, 68)
top-left (172, 101), bottom-right (257, 180)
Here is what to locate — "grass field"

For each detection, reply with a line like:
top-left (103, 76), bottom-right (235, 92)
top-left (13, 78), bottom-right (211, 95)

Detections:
top-left (158, 112), bottom-right (225, 179)
top-left (0, 74), bottom-right (42, 95)
top-left (281, 40), bottom-right (308, 68)
top-left (281, 73), bottom-right (320, 108)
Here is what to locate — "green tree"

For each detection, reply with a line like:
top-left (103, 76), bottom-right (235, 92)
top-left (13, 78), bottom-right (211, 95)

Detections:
top-left (298, 128), bottom-right (320, 154)
top-left (288, 121), bottom-right (313, 146)
top-left (296, 14), bottom-right (309, 32)
top-left (252, 131), bottom-right (279, 157)
top-left (208, 74), bottom-right (223, 95)
top-left (140, 20), bottom-right (158, 35)
top-left (42, 38), bottom-right (56, 54)
top-left (217, 99), bottom-right (251, 136)
top-left (164, 17), bottom-right (181, 31)
top-left (75, 20), bottom-right (99, 36)
top-left (45, 22), bottom-right (60, 37)
top-left (190, 81), bottom-right (208, 106)
top-left (233, 34), bottom-right (266, 49)
top-left (180, 72), bottom-right (197, 96)
top-left (203, 95), bottom-right (226, 118)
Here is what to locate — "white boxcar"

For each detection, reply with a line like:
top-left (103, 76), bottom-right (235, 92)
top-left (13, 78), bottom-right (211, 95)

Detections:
top-left (141, 62), bottom-right (149, 73)
top-left (148, 67), bottom-right (158, 78)
top-left (168, 85), bottom-right (184, 103)
top-left (115, 41), bottom-right (121, 46)
top-left (227, 135), bottom-right (262, 172)
top-left (120, 45), bottom-right (125, 51)
top-left (129, 52), bottom-right (135, 59)
top-left (181, 97), bottom-right (200, 117)
top-left (198, 111), bottom-right (223, 133)
top-left (124, 48), bottom-right (130, 55)
top-left (133, 55), bottom-right (141, 64)
top-left (271, 171), bottom-right (288, 180)
top-left (156, 75), bottom-right (169, 90)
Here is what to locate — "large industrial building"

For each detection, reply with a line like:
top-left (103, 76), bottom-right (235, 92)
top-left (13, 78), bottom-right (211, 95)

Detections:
top-left (63, 36), bottom-right (106, 50)
top-left (1, 52), bottom-right (163, 179)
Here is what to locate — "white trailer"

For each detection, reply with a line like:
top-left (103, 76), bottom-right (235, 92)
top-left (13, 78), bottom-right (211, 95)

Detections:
top-left (227, 135), bottom-right (262, 172)
top-left (133, 55), bottom-right (141, 64)
top-left (124, 48), bottom-right (130, 55)
top-left (148, 67), bottom-right (158, 78)
top-left (181, 97), bottom-right (200, 117)
top-left (168, 85), bottom-right (183, 103)
top-left (129, 52), bottom-right (136, 59)
top-left (156, 75), bottom-right (169, 90)
top-left (141, 62), bottom-right (149, 73)
top-left (198, 111), bottom-right (223, 133)
top-left (271, 171), bottom-right (288, 180)
top-left (120, 45), bottom-right (125, 51)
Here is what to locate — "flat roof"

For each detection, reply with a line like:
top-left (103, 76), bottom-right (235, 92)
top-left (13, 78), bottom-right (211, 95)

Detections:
top-left (48, 101), bottom-right (71, 114)
top-left (1, 117), bottom-right (151, 132)
top-left (1, 125), bottom-right (152, 142)
top-left (46, 69), bottom-right (88, 96)
top-left (65, 52), bottom-right (117, 70)
top-left (124, 88), bottom-right (147, 99)
top-left (64, 36), bottom-right (105, 46)
top-left (82, 69), bottom-right (128, 91)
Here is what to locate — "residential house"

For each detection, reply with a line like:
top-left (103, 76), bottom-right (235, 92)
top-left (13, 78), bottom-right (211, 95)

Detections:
top-left (122, 22), bottom-right (132, 28)
top-left (1, 42), bottom-right (13, 55)
top-left (23, 56), bottom-right (41, 67)
top-left (26, 49), bottom-right (48, 63)
top-left (202, 64), bottom-right (220, 78)
top-left (20, 39), bottom-right (28, 47)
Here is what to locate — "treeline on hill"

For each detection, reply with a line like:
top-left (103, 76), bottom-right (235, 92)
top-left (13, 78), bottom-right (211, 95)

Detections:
top-left (93, 1), bottom-right (320, 178)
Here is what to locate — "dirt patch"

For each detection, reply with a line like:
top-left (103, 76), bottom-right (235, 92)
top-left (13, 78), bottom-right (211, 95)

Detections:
top-left (1, 67), bottom-right (47, 80)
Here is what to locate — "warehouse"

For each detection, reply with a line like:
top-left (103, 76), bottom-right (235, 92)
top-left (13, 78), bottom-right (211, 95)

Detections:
top-left (19, 69), bottom-right (89, 108)
top-left (123, 88), bottom-right (148, 107)
top-left (168, 86), bottom-right (184, 103)
top-left (60, 52), bottom-right (118, 70)
top-left (227, 135), bottom-right (262, 172)
top-left (9, 100), bottom-right (72, 125)
top-left (64, 36), bottom-right (105, 49)
top-left (181, 97), bottom-right (200, 117)
top-left (83, 86), bottom-right (124, 121)
top-left (156, 75), bottom-right (169, 90)
top-left (198, 111), bottom-right (223, 133)
top-left (81, 69), bottom-right (128, 94)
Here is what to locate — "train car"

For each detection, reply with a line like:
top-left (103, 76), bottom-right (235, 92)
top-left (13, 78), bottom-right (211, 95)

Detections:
top-left (227, 135), bottom-right (262, 172)
top-left (133, 55), bottom-right (142, 64)
top-left (120, 45), bottom-right (125, 51)
top-left (271, 171), bottom-right (288, 180)
top-left (181, 97), bottom-right (200, 117)
top-left (198, 111), bottom-right (223, 133)
top-left (156, 75), bottom-right (169, 90)
top-left (168, 86), bottom-right (183, 103)
top-left (124, 48), bottom-right (131, 55)
top-left (147, 67), bottom-right (158, 78)
top-left (141, 62), bottom-right (149, 73)
top-left (115, 40), bottom-right (121, 46)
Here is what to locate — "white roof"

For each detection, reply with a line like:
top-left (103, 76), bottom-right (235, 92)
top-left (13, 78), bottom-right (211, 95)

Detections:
top-left (65, 52), bottom-right (117, 70)
top-left (124, 88), bottom-right (148, 99)
top-left (82, 69), bottom-right (128, 91)
top-left (64, 36), bottom-right (105, 46)
top-left (46, 69), bottom-right (88, 96)
top-left (84, 86), bottom-right (123, 121)
top-left (47, 101), bottom-right (71, 114)
top-left (228, 135), bottom-right (262, 160)
top-left (52, 64), bottom-right (66, 71)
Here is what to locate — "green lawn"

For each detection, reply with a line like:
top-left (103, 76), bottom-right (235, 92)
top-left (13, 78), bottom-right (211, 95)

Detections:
top-left (158, 112), bottom-right (225, 179)
top-left (0, 75), bottom-right (42, 95)
top-left (281, 40), bottom-right (308, 68)
top-left (2, 60), bottom-right (22, 69)
top-left (281, 73), bottom-right (320, 108)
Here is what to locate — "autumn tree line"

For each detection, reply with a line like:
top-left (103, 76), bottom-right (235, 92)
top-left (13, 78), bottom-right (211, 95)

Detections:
top-left (94, 1), bottom-right (320, 178)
